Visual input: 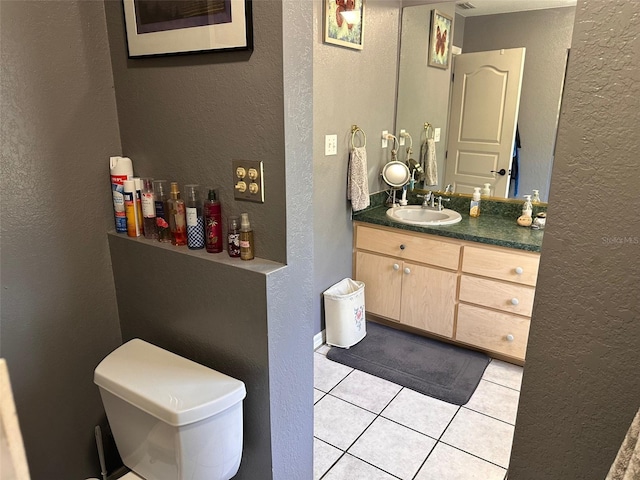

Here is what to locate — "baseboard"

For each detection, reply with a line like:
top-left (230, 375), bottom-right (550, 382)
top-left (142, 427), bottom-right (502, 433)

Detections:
top-left (313, 330), bottom-right (325, 350)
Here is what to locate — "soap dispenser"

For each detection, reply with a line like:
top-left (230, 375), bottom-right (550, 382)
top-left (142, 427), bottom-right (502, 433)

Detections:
top-left (469, 187), bottom-right (481, 218)
top-left (522, 195), bottom-right (533, 218)
top-left (481, 183), bottom-right (491, 197)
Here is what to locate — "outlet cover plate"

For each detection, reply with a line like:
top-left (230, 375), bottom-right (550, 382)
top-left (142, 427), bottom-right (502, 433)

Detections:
top-left (233, 159), bottom-right (264, 203)
top-left (325, 134), bottom-right (337, 156)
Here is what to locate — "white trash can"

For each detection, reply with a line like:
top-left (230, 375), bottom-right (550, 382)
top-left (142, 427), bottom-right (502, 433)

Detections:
top-left (323, 278), bottom-right (366, 348)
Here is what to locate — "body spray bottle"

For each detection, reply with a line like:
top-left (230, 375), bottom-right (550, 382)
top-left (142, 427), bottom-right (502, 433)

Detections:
top-left (123, 180), bottom-right (141, 237)
top-left (227, 216), bottom-right (241, 258)
top-left (153, 180), bottom-right (172, 243)
top-left (185, 185), bottom-right (205, 250)
top-left (239, 213), bottom-right (254, 260)
top-left (168, 182), bottom-right (187, 246)
top-left (141, 178), bottom-right (158, 239)
top-left (204, 189), bottom-right (222, 253)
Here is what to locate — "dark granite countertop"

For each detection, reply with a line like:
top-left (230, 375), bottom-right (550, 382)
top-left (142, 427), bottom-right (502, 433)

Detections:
top-left (353, 205), bottom-right (544, 252)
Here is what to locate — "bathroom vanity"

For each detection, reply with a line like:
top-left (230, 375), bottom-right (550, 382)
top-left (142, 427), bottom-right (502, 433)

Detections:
top-left (353, 211), bottom-right (542, 365)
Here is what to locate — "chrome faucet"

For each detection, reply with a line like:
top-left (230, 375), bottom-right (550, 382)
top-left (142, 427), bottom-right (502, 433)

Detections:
top-left (436, 195), bottom-right (451, 211)
top-left (444, 184), bottom-right (454, 194)
top-left (417, 191), bottom-right (433, 208)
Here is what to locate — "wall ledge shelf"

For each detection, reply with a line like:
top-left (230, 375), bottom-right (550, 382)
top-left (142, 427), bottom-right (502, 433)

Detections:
top-left (108, 231), bottom-right (285, 275)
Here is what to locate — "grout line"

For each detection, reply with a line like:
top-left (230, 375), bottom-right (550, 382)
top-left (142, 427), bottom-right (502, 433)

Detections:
top-left (481, 377), bottom-right (522, 392)
top-left (460, 405), bottom-right (518, 427)
top-left (437, 439), bottom-right (510, 471)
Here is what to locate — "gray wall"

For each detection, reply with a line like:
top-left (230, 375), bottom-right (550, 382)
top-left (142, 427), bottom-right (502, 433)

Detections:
top-left (104, 0), bottom-right (314, 478)
top-left (313, 0), bottom-right (401, 335)
top-left (510, 0), bottom-right (640, 478)
top-left (0, 1), bottom-right (123, 479)
top-left (463, 7), bottom-right (576, 201)
top-left (395, 2), bottom-right (456, 192)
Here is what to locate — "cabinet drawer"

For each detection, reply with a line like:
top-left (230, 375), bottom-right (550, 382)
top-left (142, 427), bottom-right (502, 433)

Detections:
top-left (456, 303), bottom-right (530, 360)
top-left (459, 275), bottom-right (535, 317)
top-left (462, 245), bottom-right (540, 286)
top-left (356, 225), bottom-right (461, 270)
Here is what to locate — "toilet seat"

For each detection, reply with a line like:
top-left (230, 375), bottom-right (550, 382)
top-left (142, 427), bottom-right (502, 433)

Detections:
top-left (119, 472), bottom-right (144, 479)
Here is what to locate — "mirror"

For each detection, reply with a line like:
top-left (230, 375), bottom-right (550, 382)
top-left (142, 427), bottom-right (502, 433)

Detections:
top-left (382, 161), bottom-right (411, 188)
top-left (395, 1), bottom-right (576, 202)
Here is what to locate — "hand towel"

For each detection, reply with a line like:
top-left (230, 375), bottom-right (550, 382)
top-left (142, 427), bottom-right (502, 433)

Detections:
top-left (606, 408), bottom-right (640, 480)
top-left (424, 138), bottom-right (438, 186)
top-left (347, 146), bottom-right (370, 212)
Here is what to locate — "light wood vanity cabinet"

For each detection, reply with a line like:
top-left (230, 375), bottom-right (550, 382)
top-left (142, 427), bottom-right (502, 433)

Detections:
top-left (353, 222), bottom-right (541, 363)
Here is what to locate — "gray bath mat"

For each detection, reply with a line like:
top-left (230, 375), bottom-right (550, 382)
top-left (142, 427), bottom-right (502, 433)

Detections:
top-left (326, 321), bottom-right (490, 405)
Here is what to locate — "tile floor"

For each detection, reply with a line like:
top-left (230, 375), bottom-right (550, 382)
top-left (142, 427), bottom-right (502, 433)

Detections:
top-left (313, 344), bottom-right (523, 480)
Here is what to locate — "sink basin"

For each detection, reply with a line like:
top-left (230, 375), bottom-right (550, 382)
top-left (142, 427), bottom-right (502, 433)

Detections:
top-left (386, 206), bottom-right (462, 226)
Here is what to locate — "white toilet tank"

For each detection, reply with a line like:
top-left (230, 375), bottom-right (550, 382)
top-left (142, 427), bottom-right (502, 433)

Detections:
top-left (94, 339), bottom-right (246, 480)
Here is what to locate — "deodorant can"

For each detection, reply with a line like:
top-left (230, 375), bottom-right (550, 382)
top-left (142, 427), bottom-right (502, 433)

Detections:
top-left (110, 156), bottom-right (134, 233)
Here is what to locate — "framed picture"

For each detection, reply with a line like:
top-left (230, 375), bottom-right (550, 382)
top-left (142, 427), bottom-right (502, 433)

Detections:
top-left (428, 9), bottom-right (453, 69)
top-left (123, 0), bottom-right (253, 58)
top-left (323, 0), bottom-right (365, 50)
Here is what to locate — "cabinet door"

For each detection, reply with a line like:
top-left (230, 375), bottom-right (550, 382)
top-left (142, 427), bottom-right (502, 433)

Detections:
top-left (355, 251), bottom-right (402, 321)
top-left (400, 263), bottom-right (457, 338)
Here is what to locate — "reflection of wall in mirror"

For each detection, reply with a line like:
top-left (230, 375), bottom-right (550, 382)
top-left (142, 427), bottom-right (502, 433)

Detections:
top-left (461, 7), bottom-right (575, 202)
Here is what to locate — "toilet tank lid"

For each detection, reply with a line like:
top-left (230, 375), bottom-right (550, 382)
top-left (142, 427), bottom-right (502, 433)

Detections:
top-left (94, 339), bottom-right (246, 427)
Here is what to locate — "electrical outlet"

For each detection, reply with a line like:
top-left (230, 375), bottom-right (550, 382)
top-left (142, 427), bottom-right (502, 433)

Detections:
top-left (325, 134), bottom-right (337, 156)
top-left (233, 159), bottom-right (264, 203)
top-left (382, 130), bottom-right (389, 148)
top-left (399, 129), bottom-right (406, 146)
top-left (434, 128), bottom-right (441, 142)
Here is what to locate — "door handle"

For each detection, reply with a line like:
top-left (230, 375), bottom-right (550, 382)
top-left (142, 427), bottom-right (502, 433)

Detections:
top-left (491, 168), bottom-right (507, 176)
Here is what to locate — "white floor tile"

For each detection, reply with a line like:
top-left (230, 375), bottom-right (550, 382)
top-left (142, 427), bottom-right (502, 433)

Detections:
top-left (330, 369), bottom-right (402, 414)
top-left (314, 352), bottom-right (353, 392)
top-left (314, 395), bottom-right (376, 450)
top-left (348, 417), bottom-right (436, 480)
top-left (441, 409), bottom-right (514, 468)
top-left (464, 380), bottom-right (520, 425)
top-left (381, 388), bottom-right (459, 439)
top-left (415, 442), bottom-right (506, 480)
top-left (314, 388), bottom-right (326, 404)
top-left (316, 344), bottom-right (331, 355)
top-left (482, 360), bottom-right (523, 391)
top-left (314, 438), bottom-right (342, 480)
top-left (322, 454), bottom-right (397, 480)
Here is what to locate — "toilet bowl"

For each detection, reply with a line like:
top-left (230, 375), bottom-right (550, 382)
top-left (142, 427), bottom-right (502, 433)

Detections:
top-left (94, 339), bottom-right (246, 480)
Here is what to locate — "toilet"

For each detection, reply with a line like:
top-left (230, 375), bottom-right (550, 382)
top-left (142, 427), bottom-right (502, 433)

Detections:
top-left (94, 339), bottom-right (246, 480)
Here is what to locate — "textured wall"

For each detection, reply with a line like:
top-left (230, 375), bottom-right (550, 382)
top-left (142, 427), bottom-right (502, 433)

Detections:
top-left (509, 1), bottom-right (640, 478)
top-left (0, 1), bottom-right (123, 478)
top-left (463, 7), bottom-right (576, 201)
top-left (312, 0), bottom-right (401, 334)
top-left (104, 0), bottom-right (287, 264)
top-left (396, 2), bottom-right (456, 193)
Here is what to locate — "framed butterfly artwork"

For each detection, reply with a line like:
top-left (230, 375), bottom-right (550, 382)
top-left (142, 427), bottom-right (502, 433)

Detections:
top-left (428, 9), bottom-right (453, 69)
top-left (323, 0), bottom-right (365, 50)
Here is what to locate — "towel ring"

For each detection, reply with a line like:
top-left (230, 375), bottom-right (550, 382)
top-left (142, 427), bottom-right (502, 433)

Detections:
top-left (351, 125), bottom-right (367, 148)
top-left (424, 122), bottom-right (434, 140)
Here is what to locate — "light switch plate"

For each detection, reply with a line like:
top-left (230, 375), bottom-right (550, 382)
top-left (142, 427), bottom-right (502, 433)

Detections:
top-left (434, 128), bottom-right (441, 142)
top-left (382, 130), bottom-right (389, 148)
top-left (233, 159), bottom-right (264, 203)
top-left (325, 134), bottom-right (337, 156)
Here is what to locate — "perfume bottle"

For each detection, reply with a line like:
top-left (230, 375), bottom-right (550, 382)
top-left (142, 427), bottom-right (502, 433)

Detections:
top-left (141, 178), bottom-right (158, 240)
top-left (153, 180), bottom-right (172, 243)
top-left (168, 182), bottom-right (187, 246)
top-left (240, 212), bottom-right (254, 260)
top-left (185, 184), bottom-right (205, 250)
top-left (204, 189), bottom-right (222, 253)
top-left (227, 216), bottom-right (240, 258)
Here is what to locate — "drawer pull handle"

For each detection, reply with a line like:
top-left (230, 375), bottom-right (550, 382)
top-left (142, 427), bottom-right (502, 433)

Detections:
top-left (511, 298), bottom-right (520, 306)
top-left (506, 334), bottom-right (515, 342)
top-left (514, 266), bottom-right (524, 275)
top-left (400, 244), bottom-right (406, 250)
top-left (404, 267), bottom-right (411, 275)
top-left (393, 263), bottom-right (400, 271)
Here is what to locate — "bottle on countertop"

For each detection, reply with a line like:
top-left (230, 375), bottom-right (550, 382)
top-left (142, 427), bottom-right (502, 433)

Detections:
top-left (153, 180), bottom-right (172, 243)
top-left (227, 216), bottom-right (241, 258)
top-left (168, 182), bottom-right (187, 246)
top-left (204, 189), bottom-right (223, 253)
top-left (481, 183), bottom-right (491, 197)
top-left (522, 194), bottom-right (533, 218)
top-left (531, 189), bottom-right (541, 204)
top-left (239, 213), bottom-right (254, 260)
top-left (469, 187), bottom-right (481, 218)
top-left (141, 178), bottom-right (158, 240)
top-left (123, 179), bottom-right (141, 237)
top-left (185, 184), bottom-right (205, 250)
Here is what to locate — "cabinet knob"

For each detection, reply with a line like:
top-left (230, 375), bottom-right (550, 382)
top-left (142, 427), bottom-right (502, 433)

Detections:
top-left (511, 298), bottom-right (519, 306)
top-left (404, 267), bottom-right (411, 275)
top-left (393, 263), bottom-right (400, 271)
top-left (506, 334), bottom-right (515, 342)
top-left (399, 244), bottom-right (406, 250)
top-left (514, 266), bottom-right (524, 275)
